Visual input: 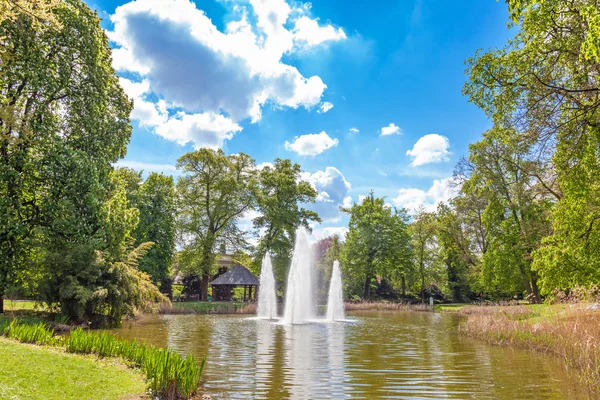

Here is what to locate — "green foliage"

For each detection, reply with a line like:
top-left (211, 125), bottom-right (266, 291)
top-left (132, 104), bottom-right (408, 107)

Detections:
top-left (464, 0), bottom-right (600, 296)
top-left (176, 149), bottom-right (256, 300)
top-left (4, 320), bottom-right (55, 345)
top-left (135, 172), bottom-right (176, 286)
top-left (342, 192), bottom-right (413, 299)
top-left (252, 158), bottom-right (320, 285)
top-left (66, 328), bottom-right (204, 399)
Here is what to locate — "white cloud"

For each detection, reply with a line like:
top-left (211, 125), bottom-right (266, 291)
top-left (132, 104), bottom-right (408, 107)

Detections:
top-left (293, 16), bottom-right (346, 47)
top-left (285, 131), bottom-right (338, 156)
top-left (308, 226), bottom-right (348, 243)
top-left (109, 0), bottom-right (343, 148)
top-left (392, 176), bottom-right (461, 214)
top-left (301, 167), bottom-right (351, 222)
top-left (342, 196), bottom-right (353, 208)
top-left (256, 162), bottom-right (274, 170)
top-left (349, 127), bottom-right (359, 133)
top-left (406, 134), bottom-right (451, 167)
top-left (380, 123), bottom-right (401, 136)
top-left (317, 101), bottom-right (334, 113)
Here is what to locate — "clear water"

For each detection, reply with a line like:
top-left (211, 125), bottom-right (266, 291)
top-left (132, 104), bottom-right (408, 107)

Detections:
top-left (112, 312), bottom-right (592, 399)
top-left (257, 255), bottom-right (277, 319)
top-left (326, 260), bottom-right (345, 322)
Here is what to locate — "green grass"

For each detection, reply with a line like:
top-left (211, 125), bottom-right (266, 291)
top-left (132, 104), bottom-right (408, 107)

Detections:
top-left (66, 328), bottom-right (205, 399)
top-left (3, 300), bottom-right (45, 311)
top-left (435, 303), bottom-right (469, 311)
top-left (0, 338), bottom-right (146, 400)
top-left (170, 301), bottom-right (248, 313)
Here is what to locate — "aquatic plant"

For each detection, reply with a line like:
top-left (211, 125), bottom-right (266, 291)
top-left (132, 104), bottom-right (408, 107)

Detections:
top-left (66, 328), bottom-right (205, 399)
top-left (4, 320), bottom-right (56, 345)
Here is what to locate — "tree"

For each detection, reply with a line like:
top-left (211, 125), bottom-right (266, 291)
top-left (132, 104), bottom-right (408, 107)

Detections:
top-left (463, 0), bottom-right (600, 294)
top-left (342, 192), bottom-right (412, 299)
top-left (252, 159), bottom-right (320, 286)
top-left (0, 0), bottom-right (132, 313)
top-left (315, 234), bottom-right (344, 303)
top-left (409, 208), bottom-right (439, 304)
top-left (176, 149), bottom-right (256, 301)
top-left (463, 131), bottom-right (552, 302)
top-left (135, 173), bottom-right (176, 292)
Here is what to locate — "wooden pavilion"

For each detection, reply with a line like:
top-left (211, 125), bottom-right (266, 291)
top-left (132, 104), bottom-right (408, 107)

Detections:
top-left (210, 264), bottom-right (260, 302)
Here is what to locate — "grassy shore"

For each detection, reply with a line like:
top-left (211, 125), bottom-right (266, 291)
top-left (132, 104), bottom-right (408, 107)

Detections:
top-left (450, 303), bottom-right (600, 394)
top-left (161, 301), bottom-right (256, 314)
top-left (0, 338), bottom-right (146, 400)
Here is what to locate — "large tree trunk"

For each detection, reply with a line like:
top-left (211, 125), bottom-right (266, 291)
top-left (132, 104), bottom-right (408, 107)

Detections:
top-left (0, 295), bottom-right (3, 314)
top-left (201, 274), bottom-right (209, 301)
top-left (363, 274), bottom-right (371, 299)
top-left (401, 275), bottom-right (406, 297)
top-left (531, 275), bottom-right (541, 304)
top-left (421, 272), bottom-right (425, 304)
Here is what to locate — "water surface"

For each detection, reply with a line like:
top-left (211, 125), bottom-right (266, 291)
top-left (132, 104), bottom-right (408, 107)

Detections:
top-left (112, 311), bottom-right (590, 399)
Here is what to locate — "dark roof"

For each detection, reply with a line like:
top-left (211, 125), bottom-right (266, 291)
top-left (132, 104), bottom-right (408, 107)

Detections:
top-left (210, 264), bottom-right (260, 286)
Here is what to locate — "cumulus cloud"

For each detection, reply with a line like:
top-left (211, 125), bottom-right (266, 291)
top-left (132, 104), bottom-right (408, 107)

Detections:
top-left (392, 176), bottom-right (461, 214)
top-left (380, 123), bottom-right (401, 136)
top-left (349, 127), bottom-right (359, 133)
top-left (406, 134), bottom-right (451, 166)
top-left (109, 0), bottom-right (345, 148)
top-left (317, 101), bottom-right (334, 113)
top-left (293, 16), bottom-right (346, 47)
top-left (285, 131), bottom-right (338, 156)
top-left (308, 226), bottom-right (349, 243)
top-left (301, 167), bottom-right (351, 222)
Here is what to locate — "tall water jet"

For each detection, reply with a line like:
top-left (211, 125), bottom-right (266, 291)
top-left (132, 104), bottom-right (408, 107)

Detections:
top-left (283, 227), bottom-right (315, 324)
top-left (326, 260), bottom-right (345, 321)
top-left (257, 254), bottom-right (277, 319)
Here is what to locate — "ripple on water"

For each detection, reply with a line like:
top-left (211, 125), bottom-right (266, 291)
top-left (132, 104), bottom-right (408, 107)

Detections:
top-left (111, 312), bottom-right (593, 399)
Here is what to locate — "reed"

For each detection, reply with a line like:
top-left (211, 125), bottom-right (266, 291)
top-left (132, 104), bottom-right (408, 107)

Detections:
top-left (344, 301), bottom-right (433, 312)
top-left (66, 328), bottom-right (205, 399)
top-left (457, 304), bottom-right (600, 394)
top-left (4, 319), bottom-right (56, 345)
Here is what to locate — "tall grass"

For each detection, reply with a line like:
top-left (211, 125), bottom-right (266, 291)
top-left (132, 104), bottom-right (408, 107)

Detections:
top-left (66, 328), bottom-right (205, 399)
top-left (345, 301), bottom-right (433, 312)
top-left (457, 304), bottom-right (600, 394)
top-left (4, 320), bottom-right (56, 345)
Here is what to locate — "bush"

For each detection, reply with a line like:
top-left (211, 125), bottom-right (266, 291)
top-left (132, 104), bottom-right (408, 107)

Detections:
top-left (4, 320), bottom-right (56, 345)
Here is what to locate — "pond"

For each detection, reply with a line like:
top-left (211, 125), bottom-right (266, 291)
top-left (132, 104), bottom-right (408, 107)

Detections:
top-left (112, 311), bottom-right (591, 399)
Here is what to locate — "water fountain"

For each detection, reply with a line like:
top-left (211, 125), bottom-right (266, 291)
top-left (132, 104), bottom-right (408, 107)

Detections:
top-left (326, 260), bottom-right (345, 322)
top-left (257, 254), bottom-right (277, 319)
top-left (283, 227), bottom-right (315, 324)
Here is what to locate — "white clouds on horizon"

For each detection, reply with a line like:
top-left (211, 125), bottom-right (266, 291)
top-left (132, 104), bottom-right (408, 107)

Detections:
top-left (406, 133), bottom-right (451, 166)
top-left (380, 123), bottom-right (401, 136)
top-left (109, 0), bottom-right (347, 149)
top-left (301, 167), bottom-right (351, 222)
top-left (285, 131), bottom-right (338, 156)
top-left (392, 176), bottom-right (462, 213)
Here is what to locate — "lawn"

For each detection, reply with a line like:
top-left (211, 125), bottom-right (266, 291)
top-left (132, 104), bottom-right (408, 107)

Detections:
top-left (0, 338), bottom-right (146, 400)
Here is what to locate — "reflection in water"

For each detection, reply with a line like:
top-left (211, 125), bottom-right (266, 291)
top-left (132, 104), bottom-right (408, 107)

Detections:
top-left (112, 312), bottom-right (592, 399)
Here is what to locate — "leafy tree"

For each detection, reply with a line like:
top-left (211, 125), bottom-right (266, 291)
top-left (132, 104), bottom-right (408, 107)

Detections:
top-left (409, 208), bottom-right (440, 303)
top-left (0, 0), bottom-right (132, 313)
top-left (315, 234), bottom-right (344, 303)
top-left (252, 159), bottom-right (320, 286)
top-left (464, 131), bottom-right (552, 302)
top-left (135, 173), bottom-right (176, 292)
top-left (176, 149), bottom-right (256, 301)
top-left (342, 193), bottom-right (412, 299)
top-left (464, 0), bottom-right (600, 294)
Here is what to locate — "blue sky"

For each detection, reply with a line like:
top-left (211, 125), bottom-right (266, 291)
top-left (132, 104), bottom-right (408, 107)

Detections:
top-left (89, 0), bottom-right (512, 241)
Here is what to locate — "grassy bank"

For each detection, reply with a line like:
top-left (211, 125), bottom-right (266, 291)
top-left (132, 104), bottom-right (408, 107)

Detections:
top-left (161, 301), bottom-right (256, 315)
top-left (345, 301), bottom-right (433, 312)
top-left (454, 303), bottom-right (600, 394)
top-left (0, 338), bottom-right (146, 400)
top-left (0, 320), bottom-right (205, 399)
